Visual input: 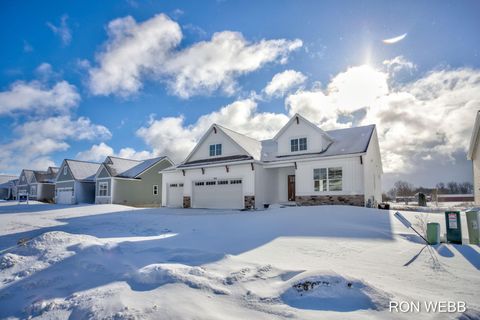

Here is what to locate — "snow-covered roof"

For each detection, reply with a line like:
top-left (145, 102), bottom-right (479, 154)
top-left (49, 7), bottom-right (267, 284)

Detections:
top-left (65, 159), bottom-right (101, 182)
top-left (262, 125), bottom-right (375, 162)
top-left (119, 156), bottom-right (168, 178)
top-left (216, 124), bottom-right (262, 160)
top-left (103, 156), bottom-right (168, 179)
top-left (33, 169), bottom-right (58, 183)
top-left (19, 169), bottom-right (35, 185)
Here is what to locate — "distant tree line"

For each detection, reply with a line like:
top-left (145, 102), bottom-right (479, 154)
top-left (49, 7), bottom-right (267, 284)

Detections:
top-left (384, 181), bottom-right (473, 202)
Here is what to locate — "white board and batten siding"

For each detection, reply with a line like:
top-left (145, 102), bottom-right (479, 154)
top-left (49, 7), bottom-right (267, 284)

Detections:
top-left (295, 156), bottom-right (365, 196)
top-left (187, 129), bottom-right (246, 162)
top-left (275, 118), bottom-right (330, 156)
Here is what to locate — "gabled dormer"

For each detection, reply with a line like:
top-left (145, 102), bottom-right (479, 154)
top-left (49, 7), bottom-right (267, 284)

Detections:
top-left (56, 160), bottom-right (74, 182)
top-left (273, 113), bottom-right (333, 156)
top-left (183, 124), bottom-right (261, 164)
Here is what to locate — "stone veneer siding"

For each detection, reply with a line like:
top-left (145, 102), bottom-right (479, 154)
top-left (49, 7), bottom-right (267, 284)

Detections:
top-left (244, 196), bottom-right (255, 209)
top-left (296, 195), bottom-right (365, 207)
top-left (183, 196), bottom-right (191, 208)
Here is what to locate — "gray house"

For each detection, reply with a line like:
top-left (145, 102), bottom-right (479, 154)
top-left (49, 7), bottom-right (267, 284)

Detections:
top-left (95, 156), bottom-right (173, 207)
top-left (55, 159), bottom-right (101, 204)
top-left (31, 167), bottom-right (59, 202)
top-left (17, 169), bottom-right (35, 199)
top-left (0, 175), bottom-right (17, 200)
top-left (17, 167), bottom-right (58, 202)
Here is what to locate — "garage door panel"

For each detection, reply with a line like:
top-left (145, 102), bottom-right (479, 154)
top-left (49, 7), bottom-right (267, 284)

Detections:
top-left (193, 179), bottom-right (243, 209)
top-left (56, 188), bottom-right (74, 204)
top-left (167, 183), bottom-right (184, 207)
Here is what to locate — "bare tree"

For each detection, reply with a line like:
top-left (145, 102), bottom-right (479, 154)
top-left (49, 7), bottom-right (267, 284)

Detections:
top-left (394, 180), bottom-right (414, 204)
top-left (459, 182), bottom-right (473, 194)
top-left (447, 182), bottom-right (459, 194)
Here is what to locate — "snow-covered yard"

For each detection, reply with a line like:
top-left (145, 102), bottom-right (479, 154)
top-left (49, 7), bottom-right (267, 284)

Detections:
top-left (0, 202), bottom-right (478, 319)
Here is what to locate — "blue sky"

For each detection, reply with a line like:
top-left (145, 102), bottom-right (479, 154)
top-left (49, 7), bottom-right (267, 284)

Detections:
top-left (1, 0), bottom-right (479, 189)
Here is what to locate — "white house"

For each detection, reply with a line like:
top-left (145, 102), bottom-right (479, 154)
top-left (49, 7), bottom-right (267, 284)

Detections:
top-left (162, 113), bottom-right (383, 209)
top-left (467, 111), bottom-right (480, 204)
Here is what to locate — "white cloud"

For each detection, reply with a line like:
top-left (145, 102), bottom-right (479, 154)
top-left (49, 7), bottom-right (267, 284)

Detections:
top-left (47, 14), bottom-right (72, 46)
top-left (89, 14), bottom-right (182, 97)
top-left (76, 142), bottom-right (154, 162)
top-left (0, 80), bottom-right (80, 116)
top-left (136, 99), bottom-right (289, 162)
top-left (0, 116), bottom-right (111, 172)
top-left (264, 69), bottom-right (306, 97)
top-left (88, 13), bottom-right (302, 98)
top-left (284, 61), bottom-right (480, 173)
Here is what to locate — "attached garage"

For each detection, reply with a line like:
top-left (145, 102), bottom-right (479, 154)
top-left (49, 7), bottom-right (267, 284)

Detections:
top-left (56, 187), bottom-right (74, 204)
top-left (192, 179), bottom-right (243, 209)
top-left (166, 183), bottom-right (184, 207)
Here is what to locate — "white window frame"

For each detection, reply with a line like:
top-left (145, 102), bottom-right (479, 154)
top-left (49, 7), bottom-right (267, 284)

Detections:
top-left (30, 185), bottom-right (37, 195)
top-left (63, 166), bottom-right (67, 175)
top-left (153, 185), bottom-right (159, 195)
top-left (291, 137), bottom-right (307, 152)
top-left (98, 181), bottom-right (109, 197)
top-left (209, 144), bottom-right (222, 156)
top-left (313, 167), bottom-right (343, 192)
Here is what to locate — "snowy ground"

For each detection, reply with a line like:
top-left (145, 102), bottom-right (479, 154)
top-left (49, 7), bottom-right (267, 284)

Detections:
top-left (0, 202), bottom-right (478, 319)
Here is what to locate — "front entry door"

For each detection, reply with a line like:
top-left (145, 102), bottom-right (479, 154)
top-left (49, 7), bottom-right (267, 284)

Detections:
top-left (288, 175), bottom-right (296, 201)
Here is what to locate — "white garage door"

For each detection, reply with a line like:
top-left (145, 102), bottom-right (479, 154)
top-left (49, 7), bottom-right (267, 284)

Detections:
top-left (56, 188), bottom-right (74, 204)
top-left (192, 179), bottom-right (243, 209)
top-left (167, 183), bottom-right (184, 207)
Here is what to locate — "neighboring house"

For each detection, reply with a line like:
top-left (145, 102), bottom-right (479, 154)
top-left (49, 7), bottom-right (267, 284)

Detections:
top-left (0, 175), bottom-right (17, 200)
top-left (95, 156), bottom-right (174, 207)
top-left (162, 113), bottom-right (383, 209)
top-left (17, 169), bottom-right (35, 198)
top-left (31, 167), bottom-right (59, 202)
top-left (467, 111), bottom-right (480, 204)
top-left (55, 159), bottom-right (101, 204)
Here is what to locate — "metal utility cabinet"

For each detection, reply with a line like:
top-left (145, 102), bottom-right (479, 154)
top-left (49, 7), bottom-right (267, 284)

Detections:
top-left (445, 211), bottom-right (462, 244)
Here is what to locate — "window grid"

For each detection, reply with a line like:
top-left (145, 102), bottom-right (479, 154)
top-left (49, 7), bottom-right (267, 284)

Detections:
top-left (313, 167), bottom-right (342, 191)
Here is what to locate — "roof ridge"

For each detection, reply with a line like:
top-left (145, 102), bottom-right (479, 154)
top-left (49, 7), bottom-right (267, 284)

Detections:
top-left (107, 155), bottom-right (143, 162)
top-left (66, 159), bottom-right (101, 165)
top-left (215, 124), bottom-right (259, 142)
top-left (325, 124), bottom-right (375, 133)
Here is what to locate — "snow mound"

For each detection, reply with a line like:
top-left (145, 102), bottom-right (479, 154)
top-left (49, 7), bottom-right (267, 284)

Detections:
top-left (281, 272), bottom-right (391, 312)
top-left (129, 263), bottom-right (230, 295)
top-left (0, 253), bottom-right (24, 270)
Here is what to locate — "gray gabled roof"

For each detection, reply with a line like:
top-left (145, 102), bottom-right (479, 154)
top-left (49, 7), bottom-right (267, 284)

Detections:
top-left (216, 124), bottom-right (262, 160)
top-left (19, 169), bottom-right (35, 185)
top-left (33, 167), bottom-right (58, 183)
top-left (65, 159), bottom-right (101, 182)
top-left (102, 156), bottom-right (169, 179)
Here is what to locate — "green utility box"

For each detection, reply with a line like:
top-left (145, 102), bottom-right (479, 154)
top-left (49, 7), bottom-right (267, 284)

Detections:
top-left (445, 211), bottom-right (462, 244)
top-left (466, 210), bottom-right (479, 245)
top-left (427, 222), bottom-right (440, 245)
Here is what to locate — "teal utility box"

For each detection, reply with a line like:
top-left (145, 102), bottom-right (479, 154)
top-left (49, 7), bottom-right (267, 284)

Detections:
top-left (466, 210), bottom-right (479, 245)
top-left (427, 222), bottom-right (440, 245)
top-left (445, 211), bottom-right (462, 244)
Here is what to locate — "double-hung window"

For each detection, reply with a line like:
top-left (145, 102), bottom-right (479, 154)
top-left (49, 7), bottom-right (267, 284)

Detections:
top-left (291, 138), bottom-right (307, 152)
top-left (153, 185), bottom-right (158, 195)
top-left (313, 167), bottom-right (342, 191)
top-left (99, 182), bottom-right (108, 196)
top-left (313, 168), bottom-right (327, 191)
top-left (209, 144), bottom-right (222, 156)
